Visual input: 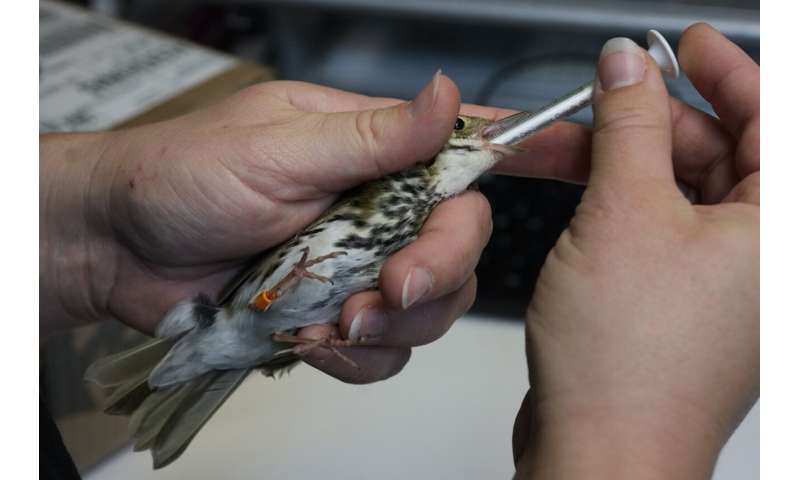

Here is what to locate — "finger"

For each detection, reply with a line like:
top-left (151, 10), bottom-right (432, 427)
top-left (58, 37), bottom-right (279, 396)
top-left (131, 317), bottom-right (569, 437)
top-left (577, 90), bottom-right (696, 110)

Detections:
top-left (678, 23), bottom-right (759, 143)
top-left (491, 121), bottom-right (593, 184)
top-left (298, 323), bottom-right (411, 384)
top-left (283, 83), bottom-right (514, 120)
top-left (723, 171), bottom-right (760, 206)
top-left (459, 103), bottom-right (514, 121)
top-left (679, 23), bottom-right (760, 182)
top-left (337, 275), bottom-right (477, 347)
top-left (277, 81), bottom-right (405, 113)
top-left (379, 191), bottom-right (491, 310)
top-left (668, 97), bottom-right (739, 203)
top-left (299, 71), bottom-right (461, 192)
top-left (589, 37), bottom-right (678, 197)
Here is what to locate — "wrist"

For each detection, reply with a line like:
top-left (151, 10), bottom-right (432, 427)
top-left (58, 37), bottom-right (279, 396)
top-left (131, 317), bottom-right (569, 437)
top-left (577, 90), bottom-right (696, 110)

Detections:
top-left (515, 394), bottom-right (727, 480)
top-left (40, 131), bottom-right (121, 334)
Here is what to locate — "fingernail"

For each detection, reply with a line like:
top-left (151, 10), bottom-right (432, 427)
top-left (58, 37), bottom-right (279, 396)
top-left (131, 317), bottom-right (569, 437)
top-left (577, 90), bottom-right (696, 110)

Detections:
top-left (598, 38), bottom-right (645, 91)
top-left (401, 267), bottom-right (433, 310)
top-left (347, 307), bottom-right (388, 342)
top-left (410, 69), bottom-right (441, 118)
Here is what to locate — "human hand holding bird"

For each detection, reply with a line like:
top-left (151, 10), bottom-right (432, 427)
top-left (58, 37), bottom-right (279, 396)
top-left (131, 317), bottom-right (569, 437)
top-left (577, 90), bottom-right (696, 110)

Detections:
top-left (39, 72), bottom-right (590, 466)
top-left (45, 72), bottom-right (589, 380)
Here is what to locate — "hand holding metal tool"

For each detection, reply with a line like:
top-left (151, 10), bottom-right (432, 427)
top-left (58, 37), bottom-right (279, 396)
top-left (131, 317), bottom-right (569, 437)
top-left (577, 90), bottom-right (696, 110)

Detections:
top-left (483, 30), bottom-right (680, 146)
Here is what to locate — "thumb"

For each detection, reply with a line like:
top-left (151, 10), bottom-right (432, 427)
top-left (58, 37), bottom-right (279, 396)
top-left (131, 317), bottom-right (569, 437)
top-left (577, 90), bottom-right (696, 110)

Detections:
top-left (588, 37), bottom-right (678, 200)
top-left (310, 71), bottom-right (460, 190)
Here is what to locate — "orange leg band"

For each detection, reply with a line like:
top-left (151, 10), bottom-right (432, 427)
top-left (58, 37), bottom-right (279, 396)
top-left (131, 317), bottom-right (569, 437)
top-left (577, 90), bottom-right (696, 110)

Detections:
top-left (252, 290), bottom-right (277, 311)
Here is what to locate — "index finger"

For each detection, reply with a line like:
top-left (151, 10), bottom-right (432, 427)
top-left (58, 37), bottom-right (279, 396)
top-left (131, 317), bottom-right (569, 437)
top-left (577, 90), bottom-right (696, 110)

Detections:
top-left (678, 23), bottom-right (759, 141)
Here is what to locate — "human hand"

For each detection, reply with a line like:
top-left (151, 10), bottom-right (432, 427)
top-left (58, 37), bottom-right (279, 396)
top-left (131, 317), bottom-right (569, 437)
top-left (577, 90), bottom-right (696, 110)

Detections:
top-left (510, 24), bottom-right (759, 479)
top-left (40, 73), bottom-right (587, 384)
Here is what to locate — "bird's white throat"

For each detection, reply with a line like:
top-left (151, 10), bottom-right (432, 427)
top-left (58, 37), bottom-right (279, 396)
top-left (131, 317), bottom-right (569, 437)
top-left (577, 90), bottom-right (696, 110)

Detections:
top-left (431, 138), bottom-right (500, 197)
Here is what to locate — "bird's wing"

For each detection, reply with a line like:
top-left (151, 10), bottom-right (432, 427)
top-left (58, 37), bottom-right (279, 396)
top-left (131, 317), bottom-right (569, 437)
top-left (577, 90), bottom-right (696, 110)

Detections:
top-left (216, 180), bottom-right (386, 307)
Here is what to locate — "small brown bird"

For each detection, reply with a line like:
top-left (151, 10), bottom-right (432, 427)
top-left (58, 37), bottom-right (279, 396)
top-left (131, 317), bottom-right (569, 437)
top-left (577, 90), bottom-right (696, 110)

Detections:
top-left (85, 114), bottom-right (515, 468)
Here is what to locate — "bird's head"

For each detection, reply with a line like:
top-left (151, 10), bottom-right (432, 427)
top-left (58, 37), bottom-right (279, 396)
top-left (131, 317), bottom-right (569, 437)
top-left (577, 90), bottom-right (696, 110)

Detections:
top-left (429, 115), bottom-right (516, 198)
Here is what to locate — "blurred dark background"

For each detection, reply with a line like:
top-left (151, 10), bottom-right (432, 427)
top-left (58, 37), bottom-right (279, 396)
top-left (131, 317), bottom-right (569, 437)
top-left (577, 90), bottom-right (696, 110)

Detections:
top-left (62, 0), bottom-right (759, 318)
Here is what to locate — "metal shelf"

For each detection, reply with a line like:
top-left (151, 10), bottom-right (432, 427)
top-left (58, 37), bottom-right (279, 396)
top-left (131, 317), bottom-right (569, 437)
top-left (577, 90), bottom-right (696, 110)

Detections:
top-left (250, 0), bottom-right (759, 44)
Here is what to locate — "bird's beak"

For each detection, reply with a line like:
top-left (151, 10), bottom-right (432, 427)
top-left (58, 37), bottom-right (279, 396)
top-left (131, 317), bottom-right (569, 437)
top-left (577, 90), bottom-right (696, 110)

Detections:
top-left (480, 111), bottom-right (533, 145)
top-left (482, 142), bottom-right (525, 157)
top-left (480, 112), bottom-right (531, 156)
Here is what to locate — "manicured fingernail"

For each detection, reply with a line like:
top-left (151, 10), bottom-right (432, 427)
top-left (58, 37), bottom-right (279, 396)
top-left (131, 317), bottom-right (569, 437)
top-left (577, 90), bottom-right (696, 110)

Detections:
top-left (598, 38), bottom-right (645, 91)
top-left (347, 307), bottom-right (388, 342)
top-left (410, 69), bottom-right (442, 118)
top-left (401, 267), bottom-right (433, 310)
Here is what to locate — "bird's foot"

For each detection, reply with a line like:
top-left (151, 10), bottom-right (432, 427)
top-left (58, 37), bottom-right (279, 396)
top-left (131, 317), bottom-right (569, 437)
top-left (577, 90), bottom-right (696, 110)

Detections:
top-left (250, 247), bottom-right (347, 311)
top-left (290, 247), bottom-right (348, 284)
top-left (272, 332), bottom-right (358, 369)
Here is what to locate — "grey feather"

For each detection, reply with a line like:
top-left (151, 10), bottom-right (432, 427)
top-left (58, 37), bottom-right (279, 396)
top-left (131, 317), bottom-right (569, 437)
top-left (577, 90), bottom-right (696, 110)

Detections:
top-left (131, 383), bottom-right (193, 452)
top-left (129, 384), bottom-right (180, 437)
top-left (151, 368), bottom-right (251, 469)
top-left (84, 338), bottom-right (172, 387)
top-left (102, 369), bottom-right (151, 415)
top-left (259, 355), bottom-right (301, 379)
top-left (148, 330), bottom-right (211, 388)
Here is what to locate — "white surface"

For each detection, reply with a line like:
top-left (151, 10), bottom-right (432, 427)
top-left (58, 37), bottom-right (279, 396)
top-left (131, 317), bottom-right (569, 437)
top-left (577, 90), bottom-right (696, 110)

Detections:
top-left (714, 400), bottom-right (760, 480)
top-left (85, 316), bottom-right (758, 479)
top-left (39, 1), bottom-right (234, 132)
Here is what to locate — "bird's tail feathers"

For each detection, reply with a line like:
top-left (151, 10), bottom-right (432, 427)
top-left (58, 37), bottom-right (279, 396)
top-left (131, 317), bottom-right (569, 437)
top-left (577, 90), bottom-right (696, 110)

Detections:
top-left (84, 293), bottom-right (302, 468)
top-left (85, 337), bottom-right (172, 415)
top-left (136, 368), bottom-right (251, 468)
top-left (86, 335), bottom-right (253, 468)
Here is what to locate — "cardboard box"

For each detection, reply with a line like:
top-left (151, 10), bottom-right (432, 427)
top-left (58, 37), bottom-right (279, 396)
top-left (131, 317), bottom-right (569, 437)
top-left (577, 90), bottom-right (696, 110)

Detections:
top-left (39, 1), bottom-right (274, 471)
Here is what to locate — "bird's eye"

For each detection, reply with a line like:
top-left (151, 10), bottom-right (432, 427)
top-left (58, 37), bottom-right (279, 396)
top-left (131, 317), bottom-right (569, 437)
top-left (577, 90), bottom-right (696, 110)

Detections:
top-left (454, 118), bottom-right (465, 130)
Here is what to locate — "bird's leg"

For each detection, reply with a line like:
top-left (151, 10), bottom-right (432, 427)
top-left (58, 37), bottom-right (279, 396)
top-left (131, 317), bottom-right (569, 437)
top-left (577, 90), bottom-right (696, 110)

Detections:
top-left (273, 332), bottom-right (358, 368)
top-left (249, 247), bottom-right (347, 311)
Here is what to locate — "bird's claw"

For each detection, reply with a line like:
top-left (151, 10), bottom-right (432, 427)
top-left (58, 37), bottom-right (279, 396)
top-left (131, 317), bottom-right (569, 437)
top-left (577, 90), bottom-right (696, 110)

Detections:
top-left (249, 248), bottom-right (347, 311)
top-left (273, 332), bottom-right (359, 369)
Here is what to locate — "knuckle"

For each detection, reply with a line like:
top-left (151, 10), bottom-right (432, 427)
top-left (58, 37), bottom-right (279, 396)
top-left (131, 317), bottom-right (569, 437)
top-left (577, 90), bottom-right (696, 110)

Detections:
top-left (352, 109), bottom-right (385, 166)
top-left (594, 105), bottom-right (667, 136)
